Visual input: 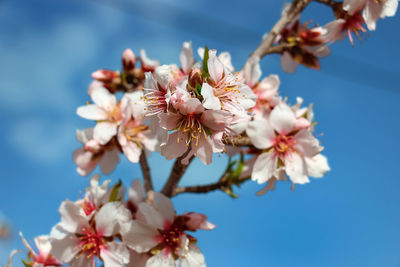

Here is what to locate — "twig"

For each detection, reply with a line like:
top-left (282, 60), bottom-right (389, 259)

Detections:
top-left (173, 178), bottom-right (229, 196)
top-left (312, 0), bottom-right (338, 8)
top-left (139, 151), bottom-right (153, 192)
top-left (223, 136), bottom-right (253, 147)
top-left (161, 149), bottom-right (194, 197)
top-left (248, 0), bottom-right (311, 63)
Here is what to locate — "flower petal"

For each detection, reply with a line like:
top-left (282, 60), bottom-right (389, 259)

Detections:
top-left (77, 105), bottom-right (108, 120)
top-left (122, 220), bottom-right (159, 253)
top-left (270, 102), bottom-right (296, 134)
top-left (153, 192), bottom-right (175, 224)
top-left (181, 246), bottom-right (206, 267)
top-left (305, 154), bottom-right (330, 178)
top-left (99, 147), bottom-right (119, 175)
top-left (90, 87), bottom-right (116, 111)
top-left (94, 122), bottom-right (117, 145)
top-left (100, 241), bottom-right (130, 267)
top-left (179, 41), bottom-right (195, 74)
top-left (201, 83), bottom-right (221, 110)
top-left (251, 152), bottom-right (277, 184)
top-left (285, 153), bottom-right (309, 184)
top-left (247, 119), bottom-right (275, 149)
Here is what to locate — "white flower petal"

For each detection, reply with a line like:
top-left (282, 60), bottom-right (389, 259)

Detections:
top-left (180, 41), bottom-right (195, 74)
top-left (247, 119), bottom-right (275, 149)
top-left (294, 130), bottom-right (322, 157)
top-left (122, 220), bottom-right (159, 253)
top-left (153, 192), bottom-right (175, 224)
top-left (50, 235), bottom-right (79, 263)
top-left (100, 241), bottom-right (130, 267)
top-left (146, 252), bottom-right (176, 267)
top-left (77, 105), bottom-right (108, 120)
top-left (285, 153), bottom-right (309, 184)
top-left (281, 51), bottom-right (299, 73)
top-left (138, 203), bottom-right (165, 229)
top-left (270, 102), bottom-right (296, 134)
top-left (201, 83), bottom-right (221, 110)
top-left (251, 152), bottom-right (277, 184)
top-left (94, 122), bottom-right (118, 145)
top-left (181, 246), bottom-right (206, 267)
top-left (305, 154), bottom-right (330, 178)
top-left (90, 87), bottom-right (116, 111)
top-left (99, 147), bottom-right (119, 175)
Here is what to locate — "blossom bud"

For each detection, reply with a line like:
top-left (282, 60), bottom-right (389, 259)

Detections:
top-left (122, 49), bottom-right (136, 72)
top-left (188, 67), bottom-right (203, 89)
top-left (184, 212), bottom-right (216, 231)
top-left (92, 70), bottom-right (119, 83)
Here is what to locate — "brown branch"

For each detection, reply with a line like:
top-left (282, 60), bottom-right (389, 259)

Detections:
top-left (173, 179), bottom-right (229, 196)
top-left (312, 0), bottom-right (338, 8)
top-left (248, 0), bottom-right (311, 63)
top-left (161, 149), bottom-right (194, 197)
top-left (139, 151), bottom-right (153, 192)
top-left (223, 136), bottom-right (253, 147)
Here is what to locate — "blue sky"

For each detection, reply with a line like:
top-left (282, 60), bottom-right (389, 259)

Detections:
top-left (0, 0), bottom-right (399, 266)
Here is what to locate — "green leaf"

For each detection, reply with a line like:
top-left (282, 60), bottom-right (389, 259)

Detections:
top-left (22, 260), bottom-right (32, 267)
top-left (195, 82), bottom-right (202, 97)
top-left (202, 46), bottom-right (210, 78)
top-left (109, 180), bottom-right (123, 202)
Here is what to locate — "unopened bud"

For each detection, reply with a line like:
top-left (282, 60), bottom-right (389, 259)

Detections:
top-left (122, 49), bottom-right (136, 72)
top-left (188, 67), bottom-right (203, 89)
top-left (92, 70), bottom-right (119, 83)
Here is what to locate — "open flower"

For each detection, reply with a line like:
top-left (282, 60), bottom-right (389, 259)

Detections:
top-left (201, 50), bottom-right (256, 115)
top-left (118, 91), bottom-right (158, 163)
top-left (50, 201), bottom-right (130, 267)
top-left (343, 0), bottom-right (398, 30)
top-left (77, 86), bottom-right (122, 145)
top-left (247, 102), bottom-right (329, 184)
top-left (243, 56), bottom-right (281, 116)
top-left (20, 233), bottom-right (61, 267)
top-left (73, 128), bottom-right (120, 176)
top-left (122, 192), bottom-right (215, 267)
top-left (159, 88), bottom-right (233, 165)
top-left (277, 17), bottom-right (330, 73)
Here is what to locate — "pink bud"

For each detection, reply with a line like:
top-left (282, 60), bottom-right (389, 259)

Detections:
top-left (92, 70), bottom-right (118, 83)
top-left (184, 212), bottom-right (216, 231)
top-left (84, 139), bottom-right (101, 153)
top-left (122, 49), bottom-right (136, 71)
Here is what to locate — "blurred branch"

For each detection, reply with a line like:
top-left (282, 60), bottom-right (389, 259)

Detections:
top-left (173, 172), bottom-right (230, 196)
top-left (162, 149), bottom-right (194, 197)
top-left (313, 0), bottom-right (338, 8)
top-left (223, 136), bottom-right (254, 147)
top-left (139, 151), bottom-right (153, 192)
top-left (248, 0), bottom-right (311, 63)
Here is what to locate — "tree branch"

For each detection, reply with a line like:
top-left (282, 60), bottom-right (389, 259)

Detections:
top-left (223, 136), bottom-right (253, 147)
top-left (161, 149), bottom-right (194, 197)
top-left (312, 0), bottom-right (338, 8)
top-left (173, 178), bottom-right (229, 196)
top-left (139, 151), bottom-right (153, 192)
top-left (248, 0), bottom-right (311, 63)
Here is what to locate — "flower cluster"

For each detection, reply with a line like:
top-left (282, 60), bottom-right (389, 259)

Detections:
top-left (17, 175), bottom-right (214, 267)
top-left (323, 0), bottom-right (398, 44)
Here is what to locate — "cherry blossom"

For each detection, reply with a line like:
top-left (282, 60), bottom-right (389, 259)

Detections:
top-left (77, 86), bottom-right (122, 145)
top-left (118, 91), bottom-right (158, 163)
top-left (50, 201), bottom-right (130, 267)
top-left (159, 87), bottom-right (233, 165)
top-left (343, 0), bottom-right (398, 30)
top-left (247, 102), bottom-right (329, 185)
top-left (122, 192), bottom-right (215, 267)
top-left (73, 128), bottom-right (120, 176)
top-left (20, 233), bottom-right (61, 267)
top-left (201, 50), bottom-right (256, 115)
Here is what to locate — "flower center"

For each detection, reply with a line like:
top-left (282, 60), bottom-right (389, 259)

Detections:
top-left (77, 227), bottom-right (105, 259)
top-left (124, 120), bottom-right (149, 147)
top-left (158, 226), bottom-right (183, 253)
top-left (82, 200), bottom-right (96, 216)
top-left (176, 115), bottom-right (207, 147)
top-left (273, 134), bottom-right (296, 158)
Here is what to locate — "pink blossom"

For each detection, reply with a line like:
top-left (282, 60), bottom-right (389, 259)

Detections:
top-left (243, 56), bottom-right (281, 116)
top-left (247, 102), bottom-right (328, 184)
top-left (118, 91), bottom-right (158, 163)
top-left (343, 0), bottom-right (398, 30)
top-left (77, 86), bottom-right (122, 145)
top-left (140, 49), bottom-right (160, 72)
top-left (19, 233), bottom-right (61, 267)
top-left (50, 201), bottom-right (130, 267)
top-left (122, 192), bottom-right (214, 267)
top-left (73, 128), bottom-right (120, 176)
top-left (159, 88), bottom-right (233, 165)
top-left (201, 50), bottom-right (256, 115)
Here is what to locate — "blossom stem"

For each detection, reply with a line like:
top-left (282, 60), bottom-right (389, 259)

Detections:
top-left (223, 137), bottom-right (254, 147)
top-left (139, 151), bottom-right (153, 192)
top-left (247, 0), bottom-right (311, 63)
top-left (161, 149), bottom-right (194, 197)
